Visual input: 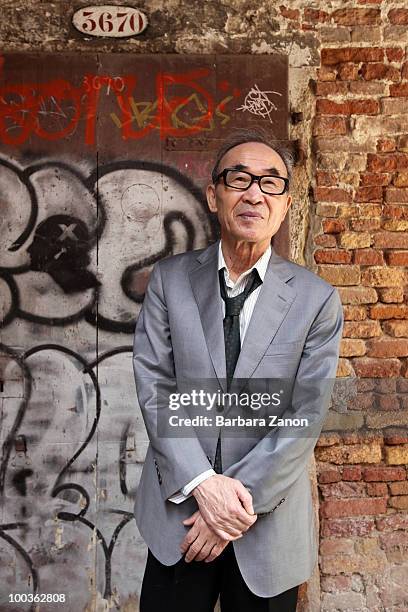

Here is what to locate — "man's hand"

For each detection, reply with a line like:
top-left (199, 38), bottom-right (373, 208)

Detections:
top-left (181, 511), bottom-right (229, 563)
top-left (192, 474), bottom-right (257, 540)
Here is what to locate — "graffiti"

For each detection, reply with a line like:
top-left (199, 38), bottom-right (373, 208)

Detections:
top-left (0, 70), bottom-right (239, 146)
top-left (0, 49), bottom-right (288, 612)
top-left (111, 93), bottom-right (235, 132)
top-left (0, 157), bottom-right (216, 333)
top-left (0, 343), bottom-right (142, 605)
top-left (27, 215), bottom-right (100, 294)
top-left (236, 84), bottom-right (282, 123)
top-left (0, 151), bottom-right (217, 605)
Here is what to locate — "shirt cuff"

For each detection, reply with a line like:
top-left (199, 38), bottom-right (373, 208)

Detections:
top-left (168, 469), bottom-right (216, 504)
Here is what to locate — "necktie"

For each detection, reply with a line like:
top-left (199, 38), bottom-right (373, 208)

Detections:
top-left (213, 267), bottom-right (263, 473)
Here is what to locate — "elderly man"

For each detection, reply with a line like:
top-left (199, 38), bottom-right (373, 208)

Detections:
top-left (133, 131), bottom-right (343, 612)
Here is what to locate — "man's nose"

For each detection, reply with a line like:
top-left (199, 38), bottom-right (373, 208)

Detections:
top-left (242, 181), bottom-right (264, 204)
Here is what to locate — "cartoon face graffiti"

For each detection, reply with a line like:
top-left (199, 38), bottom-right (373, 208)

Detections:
top-left (27, 215), bottom-right (99, 294)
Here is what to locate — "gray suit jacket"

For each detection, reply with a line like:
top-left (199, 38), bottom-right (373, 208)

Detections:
top-left (133, 241), bottom-right (343, 597)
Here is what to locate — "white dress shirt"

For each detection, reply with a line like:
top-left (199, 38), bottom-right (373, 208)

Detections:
top-left (169, 242), bottom-right (272, 503)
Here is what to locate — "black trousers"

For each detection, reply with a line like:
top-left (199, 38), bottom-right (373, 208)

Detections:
top-left (140, 543), bottom-right (299, 612)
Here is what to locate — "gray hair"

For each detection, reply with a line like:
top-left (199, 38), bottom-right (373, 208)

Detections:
top-left (211, 128), bottom-right (295, 185)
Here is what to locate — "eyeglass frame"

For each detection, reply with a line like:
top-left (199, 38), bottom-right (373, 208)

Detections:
top-left (214, 168), bottom-right (290, 196)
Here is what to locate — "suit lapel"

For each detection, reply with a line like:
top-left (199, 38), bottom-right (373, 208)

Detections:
top-left (232, 250), bottom-right (297, 395)
top-left (189, 242), bottom-right (227, 391)
top-left (189, 242), bottom-right (297, 396)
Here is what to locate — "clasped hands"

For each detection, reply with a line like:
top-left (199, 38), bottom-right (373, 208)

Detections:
top-left (180, 474), bottom-right (257, 563)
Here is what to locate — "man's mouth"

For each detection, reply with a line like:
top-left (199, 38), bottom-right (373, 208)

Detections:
top-left (238, 211), bottom-right (263, 219)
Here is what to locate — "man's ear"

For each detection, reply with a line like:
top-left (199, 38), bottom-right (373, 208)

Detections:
top-left (206, 183), bottom-right (218, 213)
top-left (284, 194), bottom-right (292, 216)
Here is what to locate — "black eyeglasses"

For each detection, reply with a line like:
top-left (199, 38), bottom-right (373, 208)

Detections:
top-left (214, 168), bottom-right (289, 195)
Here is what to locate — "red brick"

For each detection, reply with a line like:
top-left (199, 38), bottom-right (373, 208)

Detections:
top-left (320, 497), bottom-right (387, 518)
top-left (313, 116), bottom-right (348, 136)
top-left (338, 63), bottom-right (359, 81)
top-left (279, 6), bottom-right (299, 20)
top-left (321, 47), bottom-right (384, 65)
top-left (402, 62), bottom-right (408, 79)
top-left (377, 513), bottom-right (408, 531)
top-left (379, 532), bottom-right (408, 556)
top-left (388, 9), bottom-right (408, 25)
top-left (350, 219), bottom-right (381, 231)
top-left (353, 357), bottom-right (402, 377)
top-left (314, 234), bottom-right (337, 247)
top-left (350, 81), bottom-right (386, 96)
top-left (320, 538), bottom-right (355, 555)
top-left (316, 99), bottom-right (349, 115)
top-left (389, 481), bottom-right (408, 495)
top-left (390, 83), bottom-right (408, 97)
top-left (321, 575), bottom-right (354, 593)
top-left (383, 205), bottom-right (408, 220)
top-left (386, 47), bottom-right (405, 62)
top-left (303, 8), bottom-right (329, 22)
top-left (314, 249), bottom-right (352, 264)
top-left (318, 265), bottom-right (360, 285)
top-left (318, 469), bottom-right (342, 484)
top-left (387, 251), bottom-right (408, 265)
top-left (384, 434), bottom-right (408, 444)
top-left (378, 287), bottom-right (404, 303)
top-left (370, 304), bottom-right (408, 319)
top-left (321, 517), bottom-right (375, 537)
top-left (360, 63), bottom-right (400, 81)
top-left (315, 82), bottom-right (349, 96)
top-left (363, 466), bottom-right (406, 481)
top-left (383, 321), bottom-right (408, 337)
top-left (367, 482), bottom-right (388, 496)
top-left (342, 466), bottom-right (362, 481)
top-left (343, 306), bottom-right (367, 321)
top-left (354, 186), bottom-right (383, 202)
top-left (320, 481), bottom-right (367, 498)
top-left (374, 232), bottom-right (408, 248)
top-left (389, 496), bottom-right (408, 510)
top-left (367, 154), bottom-right (397, 172)
top-left (353, 249), bottom-right (384, 265)
top-left (316, 66), bottom-right (337, 82)
top-left (377, 138), bottom-right (396, 153)
top-left (394, 172), bottom-right (408, 188)
top-left (398, 134), bottom-right (408, 150)
top-left (317, 171), bottom-right (338, 187)
top-left (315, 187), bottom-right (351, 202)
top-left (366, 338), bottom-right (408, 358)
top-left (332, 8), bottom-right (380, 26)
top-left (360, 173), bottom-right (392, 186)
top-left (385, 188), bottom-right (408, 203)
top-left (382, 97), bottom-right (408, 115)
top-left (377, 394), bottom-right (400, 410)
top-left (322, 219), bottom-right (347, 233)
top-left (350, 99), bottom-right (380, 115)
top-left (343, 321), bottom-right (380, 337)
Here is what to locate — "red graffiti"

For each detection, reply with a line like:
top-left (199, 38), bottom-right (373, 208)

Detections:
top-left (0, 68), bottom-right (239, 146)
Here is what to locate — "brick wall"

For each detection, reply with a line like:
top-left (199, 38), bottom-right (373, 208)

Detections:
top-left (1, 1), bottom-right (408, 610)
top-left (305, 5), bottom-right (408, 610)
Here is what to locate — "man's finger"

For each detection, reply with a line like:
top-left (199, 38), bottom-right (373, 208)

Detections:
top-left (213, 526), bottom-right (243, 541)
top-left (182, 510), bottom-right (200, 526)
top-left (235, 483), bottom-right (254, 515)
top-left (204, 543), bottom-right (225, 563)
top-left (180, 525), bottom-right (199, 553)
top-left (194, 541), bottom-right (215, 562)
top-left (185, 537), bottom-right (205, 562)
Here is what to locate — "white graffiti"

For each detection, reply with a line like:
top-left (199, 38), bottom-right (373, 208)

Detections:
top-left (236, 84), bottom-right (282, 123)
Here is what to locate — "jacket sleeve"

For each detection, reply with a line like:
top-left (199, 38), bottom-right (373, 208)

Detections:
top-left (133, 262), bottom-right (212, 501)
top-left (223, 287), bottom-right (344, 515)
